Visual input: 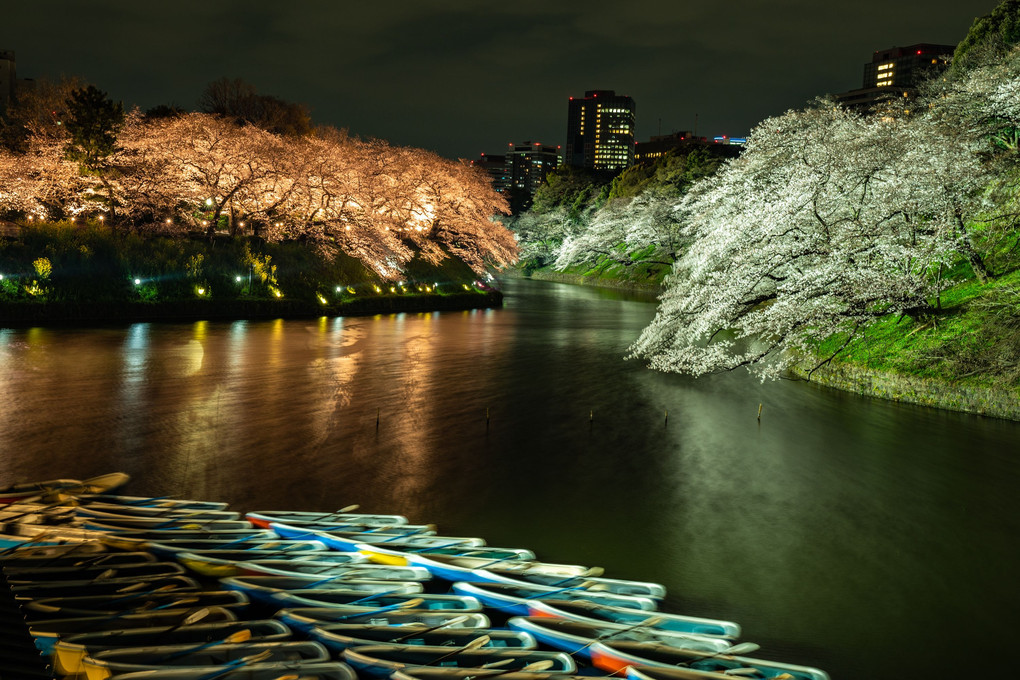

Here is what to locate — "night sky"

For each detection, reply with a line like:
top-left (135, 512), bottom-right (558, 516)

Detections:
top-left (4, 1), bottom-right (1001, 159)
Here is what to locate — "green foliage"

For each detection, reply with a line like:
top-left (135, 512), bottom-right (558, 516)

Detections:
top-left (0, 223), bottom-right (484, 306)
top-left (32, 257), bottom-right (52, 280)
top-left (529, 166), bottom-right (614, 218)
top-left (607, 147), bottom-right (728, 201)
top-left (953, 0), bottom-right (1020, 71)
top-left (813, 269), bottom-right (1020, 389)
top-left (62, 85), bottom-right (125, 173)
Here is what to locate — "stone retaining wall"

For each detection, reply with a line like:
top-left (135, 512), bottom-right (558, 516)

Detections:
top-left (790, 361), bottom-right (1020, 421)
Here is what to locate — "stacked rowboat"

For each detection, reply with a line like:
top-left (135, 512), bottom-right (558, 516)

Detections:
top-left (0, 474), bottom-right (831, 680)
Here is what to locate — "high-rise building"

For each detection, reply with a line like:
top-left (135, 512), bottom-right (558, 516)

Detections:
top-left (0, 50), bottom-right (16, 112)
top-left (835, 44), bottom-right (954, 111)
top-left (468, 152), bottom-right (509, 195)
top-left (634, 132), bottom-right (742, 163)
top-left (565, 90), bottom-right (635, 171)
top-left (505, 141), bottom-right (560, 214)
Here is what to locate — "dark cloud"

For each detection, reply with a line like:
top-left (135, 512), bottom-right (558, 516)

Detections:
top-left (5, 0), bottom-right (1001, 158)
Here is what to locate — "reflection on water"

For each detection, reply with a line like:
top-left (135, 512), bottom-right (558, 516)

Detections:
top-left (0, 278), bottom-right (1018, 680)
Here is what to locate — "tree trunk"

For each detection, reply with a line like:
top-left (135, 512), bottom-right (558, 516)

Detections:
top-left (956, 212), bottom-right (989, 284)
top-left (99, 172), bottom-right (116, 225)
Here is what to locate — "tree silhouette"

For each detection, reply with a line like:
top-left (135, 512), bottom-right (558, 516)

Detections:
top-left (63, 85), bottom-right (125, 221)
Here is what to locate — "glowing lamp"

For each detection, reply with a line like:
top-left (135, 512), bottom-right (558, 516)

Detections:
top-left (336, 286), bottom-right (342, 292)
top-left (236, 276), bottom-right (242, 282)
top-left (134, 278), bottom-right (141, 285)
top-left (197, 287), bottom-right (206, 295)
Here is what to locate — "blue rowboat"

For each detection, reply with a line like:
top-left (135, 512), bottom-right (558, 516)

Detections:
top-left (275, 608), bottom-right (490, 635)
top-left (0, 473), bottom-right (130, 504)
top-left (78, 515), bottom-right (254, 531)
top-left (29, 606), bottom-right (239, 657)
top-left (74, 503), bottom-right (241, 521)
top-left (81, 526), bottom-right (278, 541)
top-left (141, 538), bottom-right (328, 558)
top-left (629, 666), bottom-right (810, 680)
top-left (392, 670), bottom-right (610, 680)
top-left (5, 560), bottom-right (185, 584)
top-left (1, 549), bottom-right (156, 567)
top-left (401, 552), bottom-right (595, 584)
top-left (342, 644), bottom-right (575, 679)
top-left (269, 522), bottom-right (483, 552)
top-left (221, 573), bottom-right (428, 592)
top-left (85, 662), bottom-right (357, 680)
top-left (479, 570), bottom-right (666, 600)
top-left (53, 619), bottom-right (291, 676)
top-left (10, 574), bottom-right (201, 599)
top-left (23, 590), bottom-right (250, 619)
top-left (81, 641), bottom-right (330, 680)
top-left (518, 599), bottom-right (741, 640)
top-left (505, 616), bottom-right (734, 659)
top-left (308, 623), bottom-right (536, 655)
top-left (222, 576), bottom-right (424, 608)
top-left (357, 543), bottom-right (536, 567)
top-left (451, 582), bottom-right (658, 615)
top-left (176, 552), bottom-right (366, 578)
top-left (247, 510), bottom-right (420, 530)
top-left (268, 590), bottom-right (483, 613)
top-left (77, 494), bottom-right (229, 511)
top-left (590, 640), bottom-right (830, 680)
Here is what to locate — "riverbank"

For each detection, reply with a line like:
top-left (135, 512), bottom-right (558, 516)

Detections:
top-left (0, 290), bottom-right (502, 326)
top-left (513, 263), bottom-right (1020, 422)
top-left (505, 263), bottom-right (666, 293)
top-left (787, 360), bottom-right (1020, 421)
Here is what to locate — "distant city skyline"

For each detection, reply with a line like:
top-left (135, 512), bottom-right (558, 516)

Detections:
top-left (3, 1), bottom-right (1001, 160)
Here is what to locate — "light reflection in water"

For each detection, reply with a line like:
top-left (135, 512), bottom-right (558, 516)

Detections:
top-left (0, 279), bottom-right (1017, 680)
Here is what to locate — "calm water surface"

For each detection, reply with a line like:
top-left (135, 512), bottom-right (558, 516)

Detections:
top-left (1, 278), bottom-right (1018, 679)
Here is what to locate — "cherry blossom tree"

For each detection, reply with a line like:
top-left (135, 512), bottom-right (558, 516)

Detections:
top-left (1, 106), bottom-right (518, 278)
top-left (628, 103), bottom-right (965, 379)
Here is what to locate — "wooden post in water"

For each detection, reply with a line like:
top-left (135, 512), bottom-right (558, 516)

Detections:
top-left (757, 403), bottom-right (763, 421)
top-left (486, 407), bottom-right (490, 430)
top-left (376, 408), bottom-right (380, 431)
top-left (665, 409), bottom-right (668, 426)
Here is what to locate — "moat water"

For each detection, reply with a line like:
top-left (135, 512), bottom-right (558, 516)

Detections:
top-left (1, 277), bottom-right (1017, 679)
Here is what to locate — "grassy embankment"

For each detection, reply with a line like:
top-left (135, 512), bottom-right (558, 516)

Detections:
top-left (513, 245), bottom-right (671, 292)
top-left (0, 222), bottom-right (500, 323)
top-left (798, 266), bottom-right (1020, 419)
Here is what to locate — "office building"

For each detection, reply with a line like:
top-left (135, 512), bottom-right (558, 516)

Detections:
top-left (505, 141), bottom-right (560, 214)
top-left (634, 131), bottom-right (743, 164)
top-left (565, 90), bottom-right (635, 171)
top-left (468, 152), bottom-right (508, 195)
top-left (836, 43), bottom-right (954, 111)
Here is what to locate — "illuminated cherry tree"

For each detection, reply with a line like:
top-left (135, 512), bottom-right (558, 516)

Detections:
top-left (628, 103), bottom-right (974, 379)
top-left (0, 107), bottom-right (516, 278)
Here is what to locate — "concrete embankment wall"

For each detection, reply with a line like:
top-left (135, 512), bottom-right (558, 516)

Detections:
top-left (789, 361), bottom-right (1020, 422)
